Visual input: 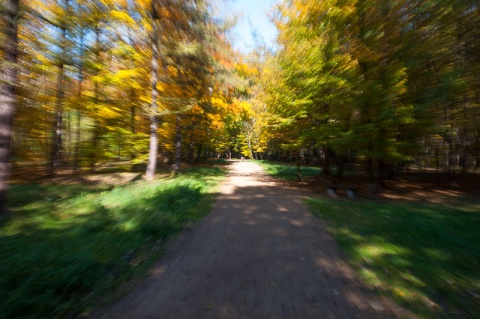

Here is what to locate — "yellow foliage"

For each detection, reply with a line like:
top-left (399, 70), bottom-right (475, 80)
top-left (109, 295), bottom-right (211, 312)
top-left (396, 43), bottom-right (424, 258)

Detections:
top-left (110, 10), bottom-right (137, 25)
top-left (97, 107), bottom-right (121, 120)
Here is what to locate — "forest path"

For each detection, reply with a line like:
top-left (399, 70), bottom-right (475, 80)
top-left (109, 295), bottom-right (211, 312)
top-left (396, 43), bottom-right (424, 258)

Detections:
top-left (91, 161), bottom-right (411, 319)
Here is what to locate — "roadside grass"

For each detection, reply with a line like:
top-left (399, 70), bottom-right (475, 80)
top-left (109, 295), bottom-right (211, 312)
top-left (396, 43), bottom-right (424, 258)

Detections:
top-left (205, 158), bottom-right (230, 165)
top-left (305, 197), bottom-right (480, 318)
top-left (255, 160), bottom-right (321, 180)
top-left (0, 166), bottom-right (225, 319)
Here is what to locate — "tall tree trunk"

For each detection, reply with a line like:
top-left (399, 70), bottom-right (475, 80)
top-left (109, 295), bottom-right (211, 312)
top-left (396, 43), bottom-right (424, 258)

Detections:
top-left (48, 78), bottom-right (64, 176)
top-left (129, 88), bottom-right (136, 161)
top-left (0, 0), bottom-right (19, 213)
top-left (173, 115), bottom-right (182, 175)
top-left (336, 154), bottom-right (345, 179)
top-left (90, 120), bottom-right (100, 171)
top-left (296, 150), bottom-right (303, 182)
top-left (377, 158), bottom-right (387, 187)
top-left (195, 142), bottom-right (203, 163)
top-left (73, 110), bottom-right (81, 174)
top-left (187, 133), bottom-right (194, 163)
top-left (48, 0), bottom-right (70, 176)
top-left (73, 31), bottom-right (84, 174)
top-left (366, 142), bottom-right (374, 179)
top-left (146, 2), bottom-right (159, 180)
top-left (323, 146), bottom-right (332, 175)
top-left (245, 129), bottom-right (253, 159)
top-left (89, 26), bottom-right (102, 172)
top-left (90, 60), bottom-right (100, 171)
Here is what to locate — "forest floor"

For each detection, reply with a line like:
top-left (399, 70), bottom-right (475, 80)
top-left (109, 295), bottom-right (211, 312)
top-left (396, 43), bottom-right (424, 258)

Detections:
top-left (295, 167), bottom-right (480, 208)
top-left (90, 161), bottom-right (413, 319)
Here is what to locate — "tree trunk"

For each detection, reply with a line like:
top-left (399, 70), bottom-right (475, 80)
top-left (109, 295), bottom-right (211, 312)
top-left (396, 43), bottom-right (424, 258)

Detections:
top-left (0, 0), bottom-right (19, 213)
top-left (187, 133), bottom-right (194, 163)
top-left (323, 146), bottom-right (332, 175)
top-left (47, 0), bottom-right (70, 177)
top-left (130, 89), bottom-right (136, 160)
top-left (173, 115), bottom-right (182, 175)
top-left (336, 155), bottom-right (345, 179)
top-left (73, 31), bottom-right (84, 174)
top-left (73, 110), bottom-right (81, 174)
top-left (363, 137), bottom-right (374, 177)
top-left (146, 2), bottom-right (159, 181)
top-left (130, 91), bottom-right (136, 134)
top-left (89, 26), bottom-right (102, 172)
top-left (476, 134), bottom-right (480, 171)
top-left (145, 115), bottom-right (158, 180)
top-left (246, 132), bottom-right (253, 159)
top-left (67, 110), bottom-right (71, 164)
top-left (366, 156), bottom-right (374, 179)
top-left (48, 83), bottom-right (64, 176)
top-left (195, 142), bottom-right (203, 163)
top-left (377, 158), bottom-right (387, 187)
top-left (48, 51), bottom-right (66, 175)
top-left (296, 150), bottom-right (303, 182)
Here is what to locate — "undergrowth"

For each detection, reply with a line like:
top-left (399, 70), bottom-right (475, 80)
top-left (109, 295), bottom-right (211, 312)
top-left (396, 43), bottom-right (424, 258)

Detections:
top-left (0, 166), bottom-right (225, 319)
top-left (306, 198), bottom-right (480, 318)
top-left (255, 160), bottom-right (321, 180)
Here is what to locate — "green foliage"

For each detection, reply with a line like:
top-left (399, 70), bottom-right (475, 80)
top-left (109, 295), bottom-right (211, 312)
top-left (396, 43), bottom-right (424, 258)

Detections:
top-left (306, 197), bottom-right (480, 318)
top-left (262, 0), bottom-right (480, 175)
top-left (204, 158), bottom-right (230, 166)
top-left (0, 167), bottom-right (225, 319)
top-left (256, 160), bottom-right (321, 181)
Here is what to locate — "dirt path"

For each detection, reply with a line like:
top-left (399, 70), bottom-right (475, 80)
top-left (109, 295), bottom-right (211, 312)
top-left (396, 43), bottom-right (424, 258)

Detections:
top-left (91, 161), bottom-right (411, 319)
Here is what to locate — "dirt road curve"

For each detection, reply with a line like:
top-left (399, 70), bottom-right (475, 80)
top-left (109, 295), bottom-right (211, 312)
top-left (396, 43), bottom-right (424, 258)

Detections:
top-left (91, 161), bottom-right (411, 319)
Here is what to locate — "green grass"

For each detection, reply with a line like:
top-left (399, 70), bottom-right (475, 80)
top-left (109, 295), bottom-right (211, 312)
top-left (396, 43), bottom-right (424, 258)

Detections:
top-left (305, 198), bottom-right (480, 318)
top-left (205, 158), bottom-right (231, 165)
top-left (0, 166), bottom-right (225, 319)
top-left (255, 160), bottom-right (321, 180)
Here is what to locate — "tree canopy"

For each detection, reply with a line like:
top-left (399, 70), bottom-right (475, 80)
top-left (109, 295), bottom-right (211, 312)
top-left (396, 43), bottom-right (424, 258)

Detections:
top-left (260, 0), bottom-right (480, 181)
top-left (1, 0), bottom-right (479, 210)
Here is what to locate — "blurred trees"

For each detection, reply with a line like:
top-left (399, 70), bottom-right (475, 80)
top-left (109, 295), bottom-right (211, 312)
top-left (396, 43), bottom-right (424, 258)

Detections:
top-left (1, 0), bottom-right (262, 211)
top-left (2, 0), bottom-right (479, 208)
top-left (263, 0), bottom-right (480, 181)
top-left (1, 0), bottom-right (247, 184)
top-left (0, 0), bottom-right (19, 212)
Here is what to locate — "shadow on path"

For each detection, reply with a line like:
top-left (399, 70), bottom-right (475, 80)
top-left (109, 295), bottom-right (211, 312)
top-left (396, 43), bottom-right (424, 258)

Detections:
top-left (91, 162), bottom-right (412, 319)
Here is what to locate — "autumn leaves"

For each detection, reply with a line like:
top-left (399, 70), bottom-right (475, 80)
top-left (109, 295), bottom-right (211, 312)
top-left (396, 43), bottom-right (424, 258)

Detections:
top-left (262, 0), bottom-right (480, 179)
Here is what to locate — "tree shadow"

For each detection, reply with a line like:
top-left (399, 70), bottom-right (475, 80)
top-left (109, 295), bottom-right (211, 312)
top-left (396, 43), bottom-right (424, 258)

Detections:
top-left (307, 197), bottom-right (480, 318)
top-left (0, 181), bottom-right (215, 319)
top-left (91, 175), bottom-right (412, 318)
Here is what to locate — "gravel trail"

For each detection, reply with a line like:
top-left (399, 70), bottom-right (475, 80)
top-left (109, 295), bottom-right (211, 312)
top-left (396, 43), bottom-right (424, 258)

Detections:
top-left (91, 161), bottom-right (412, 319)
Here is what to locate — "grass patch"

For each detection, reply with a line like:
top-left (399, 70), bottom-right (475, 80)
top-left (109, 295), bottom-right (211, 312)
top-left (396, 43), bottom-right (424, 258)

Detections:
top-left (0, 166), bottom-right (225, 319)
top-left (204, 158), bottom-right (231, 165)
top-left (255, 160), bottom-right (321, 181)
top-left (305, 198), bottom-right (480, 318)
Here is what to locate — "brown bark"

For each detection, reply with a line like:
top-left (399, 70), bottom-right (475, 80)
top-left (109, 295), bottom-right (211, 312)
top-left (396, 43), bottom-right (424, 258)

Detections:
top-left (322, 146), bottom-right (332, 175)
top-left (195, 142), bottom-right (203, 163)
top-left (0, 0), bottom-right (19, 213)
top-left (173, 115), bottom-right (182, 175)
top-left (377, 158), bottom-right (387, 187)
top-left (89, 26), bottom-right (102, 172)
top-left (336, 155), bottom-right (345, 179)
top-left (48, 65), bottom-right (65, 176)
top-left (296, 150), bottom-right (303, 182)
top-left (47, 0), bottom-right (70, 176)
top-left (73, 110), bottom-right (81, 174)
top-left (90, 120), bottom-right (100, 172)
top-left (187, 133), bottom-right (194, 163)
top-left (73, 33), bottom-right (84, 174)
